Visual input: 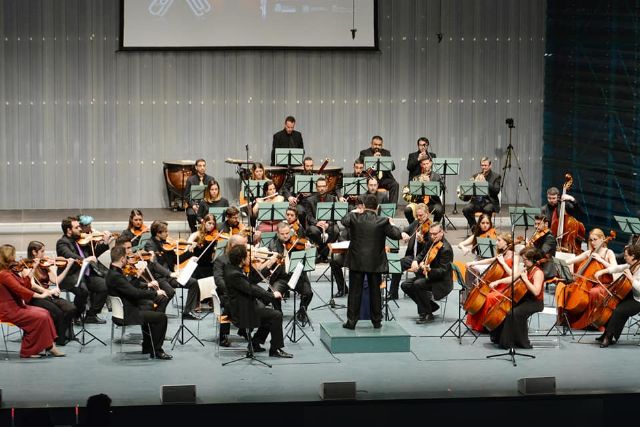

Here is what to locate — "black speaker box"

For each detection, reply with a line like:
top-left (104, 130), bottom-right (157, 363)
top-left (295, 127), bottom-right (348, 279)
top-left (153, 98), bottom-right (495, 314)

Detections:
top-left (517, 377), bottom-right (556, 395)
top-left (319, 382), bottom-right (356, 400)
top-left (161, 384), bottom-right (196, 404)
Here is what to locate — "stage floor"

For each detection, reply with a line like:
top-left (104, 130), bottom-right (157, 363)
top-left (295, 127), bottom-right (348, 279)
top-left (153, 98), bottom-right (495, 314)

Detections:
top-left (1, 208), bottom-right (639, 410)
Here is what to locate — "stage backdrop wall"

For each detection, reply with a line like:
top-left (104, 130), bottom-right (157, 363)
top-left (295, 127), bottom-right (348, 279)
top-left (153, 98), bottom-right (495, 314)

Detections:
top-left (0, 0), bottom-right (545, 209)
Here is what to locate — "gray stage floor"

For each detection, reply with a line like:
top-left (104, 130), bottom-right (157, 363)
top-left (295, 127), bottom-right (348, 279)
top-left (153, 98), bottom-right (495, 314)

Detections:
top-left (1, 209), bottom-right (639, 409)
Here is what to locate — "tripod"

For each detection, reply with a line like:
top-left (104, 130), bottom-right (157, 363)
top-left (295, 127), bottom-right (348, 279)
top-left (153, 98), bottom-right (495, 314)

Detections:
top-left (171, 285), bottom-right (204, 349)
top-left (222, 328), bottom-right (272, 368)
top-left (284, 289), bottom-right (314, 345)
top-left (74, 312), bottom-right (106, 352)
top-left (440, 287), bottom-right (478, 345)
top-left (500, 118), bottom-right (533, 206)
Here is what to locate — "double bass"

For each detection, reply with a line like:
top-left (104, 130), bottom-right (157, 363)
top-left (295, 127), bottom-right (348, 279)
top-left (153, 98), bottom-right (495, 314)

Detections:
top-left (551, 174), bottom-right (585, 255)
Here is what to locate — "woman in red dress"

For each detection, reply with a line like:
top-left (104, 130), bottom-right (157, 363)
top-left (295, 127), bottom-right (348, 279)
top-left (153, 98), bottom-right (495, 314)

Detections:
top-left (0, 244), bottom-right (65, 358)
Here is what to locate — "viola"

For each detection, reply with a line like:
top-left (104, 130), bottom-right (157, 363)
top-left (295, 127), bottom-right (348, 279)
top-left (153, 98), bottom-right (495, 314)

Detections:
top-left (122, 264), bottom-right (139, 277)
top-left (550, 174), bottom-right (586, 254)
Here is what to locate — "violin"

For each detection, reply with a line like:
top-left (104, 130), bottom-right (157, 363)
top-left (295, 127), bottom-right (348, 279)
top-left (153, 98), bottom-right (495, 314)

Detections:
top-left (130, 225), bottom-right (149, 237)
top-left (162, 237), bottom-right (192, 256)
top-left (421, 240), bottom-right (443, 277)
top-left (515, 227), bottom-right (549, 248)
top-left (10, 259), bottom-right (34, 273)
top-left (39, 257), bottom-right (82, 268)
top-left (127, 250), bottom-right (153, 263)
top-left (284, 235), bottom-right (309, 252)
top-left (122, 263), bottom-right (139, 277)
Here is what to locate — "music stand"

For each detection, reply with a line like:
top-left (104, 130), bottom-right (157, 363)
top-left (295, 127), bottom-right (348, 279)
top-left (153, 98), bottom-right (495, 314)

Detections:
top-left (275, 148), bottom-right (304, 167)
top-left (476, 237), bottom-right (497, 259)
top-left (257, 202), bottom-right (288, 222)
top-left (214, 239), bottom-right (228, 258)
top-left (245, 180), bottom-right (268, 199)
top-left (433, 158), bottom-right (461, 229)
top-left (189, 185), bottom-right (206, 202)
top-left (131, 232), bottom-right (151, 252)
top-left (73, 260), bottom-right (107, 351)
top-left (312, 202), bottom-right (348, 287)
top-left (544, 257), bottom-right (575, 338)
top-left (209, 207), bottom-right (227, 225)
top-left (284, 248), bottom-right (317, 345)
top-left (259, 231), bottom-right (277, 248)
top-left (378, 203), bottom-right (396, 218)
top-left (382, 253), bottom-right (402, 321)
top-left (342, 177), bottom-right (368, 204)
top-left (364, 156), bottom-right (394, 178)
top-left (508, 207), bottom-right (541, 240)
top-left (614, 216), bottom-right (640, 243)
top-left (294, 174), bottom-right (324, 195)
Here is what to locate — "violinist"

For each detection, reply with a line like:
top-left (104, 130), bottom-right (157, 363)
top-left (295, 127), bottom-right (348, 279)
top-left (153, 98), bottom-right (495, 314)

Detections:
top-left (285, 207), bottom-right (306, 238)
top-left (254, 180), bottom-right (286, 232)
top-left (358, 135), bottom-right (400, 203)
top-left (488, 247), bottom-right (545, 350)
top-left (120, 209), bottom-right (150, 248)
top-left (403, 157), bottom-right (443, 224)
top-left (187, 214), bottom-right (219, 280)
top-left (267, 222), bottom-right (314, 322)
top-left (197, 180), bottom-right (229, 225)
top-left (186, 158), bottom-right (215, 232)
top-left (77, 215), bottom-right (114, 277)
top-left (554, 228), bottom-right (617, 330)
top-left (457, 213), bottom-right (497, 256)
top-left (401, 223), bottom-right (453, 324)
top-left (461, 157), bottom-right (501, 231)
top-left (0, 244), bottom-right (66, 358)
top-left (144, 220), bottom-right (201, 320)
top-left (593, 244), bottom-right (640, 347)
top-left (26, 241), bottom-right (77, 346)
top-left (388, 203), bottom-right (431, 300)
top-left (218, 206), bottom-right (246, 236)
top-left (464, 233), bottom-right (515, 332)
top-left (341, 194), bottom-right (402, 329)
top-left (304, 177), bottom-right (339, 263)
top-left (56, 216), bottom-right (108, 324)
top-left (407, 137), bottom-right (437, 181)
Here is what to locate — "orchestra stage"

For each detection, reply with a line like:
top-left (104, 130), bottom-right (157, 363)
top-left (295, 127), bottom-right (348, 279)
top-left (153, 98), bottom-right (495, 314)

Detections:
top-left (0, 208), bottom-right (639, 426)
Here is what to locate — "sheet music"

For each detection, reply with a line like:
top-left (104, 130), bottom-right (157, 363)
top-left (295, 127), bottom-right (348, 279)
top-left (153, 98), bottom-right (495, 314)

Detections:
top-left (74, 259), bottom-right (92, 288)
top-left (287, 262), bottom-right (304, 290)
top-left (330, 241), bottom-right (350, 250)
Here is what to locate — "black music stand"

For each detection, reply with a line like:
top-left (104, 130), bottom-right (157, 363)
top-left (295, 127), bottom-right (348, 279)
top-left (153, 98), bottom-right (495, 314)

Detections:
top-left (432, 158), bottom-right (460, 229)
top-left (477, 237), bottom-right (497, 259)
top-left (311, 202), bottom-right (349, 288)
top-left (73, 261), bottom-right (107, 351)
top-left (378, 203), bottom-right (397, 218)
top-left (440, 265), bottom-right (479, 345)
top-left (508, 207), bottom-right (540, 241)
top-left (245, 180), bottom-right (268, 199)
top-left (259, 231), bottom-right (277, 248)
top-left (382, 253), bottom-right (402, 321)
top-left (544, 257), bottom-right (575, 338)
top-left (171, 259), bottom-right (205, 350)
top-left (214, 239), bottom-right (228, 258)
top-left (284, 248), bottom-right (317, 345)
top-left (342, 177), bottom-right (368, 206)
top-left (294, 174), bottom-right (323, 196)
top-left (363, 156), bottom-right (394, 180)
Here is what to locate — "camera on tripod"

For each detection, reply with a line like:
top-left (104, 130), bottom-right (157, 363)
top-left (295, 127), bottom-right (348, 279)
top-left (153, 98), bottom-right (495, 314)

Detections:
top-left (505, 118), bottom-right (515, 128)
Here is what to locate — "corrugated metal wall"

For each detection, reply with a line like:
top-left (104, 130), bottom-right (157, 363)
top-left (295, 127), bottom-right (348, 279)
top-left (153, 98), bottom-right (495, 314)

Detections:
top-left (0, 0), bottom-right (545, 209)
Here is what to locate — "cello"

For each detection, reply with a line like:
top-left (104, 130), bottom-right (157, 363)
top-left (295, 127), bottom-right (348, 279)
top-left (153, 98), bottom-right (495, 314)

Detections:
top-left (482, 273), bottom-right (530, 332)
top-left (551, 174), bottom-right (586, 255)
top-left (463, 258), bottom-right (507, 315)
top-left (588, 260), bottom-right (638, 327)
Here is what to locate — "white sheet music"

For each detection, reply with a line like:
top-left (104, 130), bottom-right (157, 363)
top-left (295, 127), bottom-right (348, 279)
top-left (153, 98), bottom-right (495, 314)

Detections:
top-left (74, 259), bottom-right (92, 288)
top-left (330, 241), bottom-right (350, 250)
top-left (287, 262), bottom-right (304, 290)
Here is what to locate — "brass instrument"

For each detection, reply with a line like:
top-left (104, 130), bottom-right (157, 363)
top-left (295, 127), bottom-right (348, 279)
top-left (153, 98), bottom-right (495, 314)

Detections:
top-left (402, 171), bottom-right (432, 203)
top-left (457, 172), bottom-right (486, 202)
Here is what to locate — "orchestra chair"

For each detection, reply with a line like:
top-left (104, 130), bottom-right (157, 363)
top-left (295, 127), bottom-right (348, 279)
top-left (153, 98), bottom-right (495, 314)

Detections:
top-left (195, 276), bottom-right (216, 325)
top-left (625, 314), bottom-right (640, 344)
top-left (108, 296), bottom-right (154, 359)
top-left (210, 287), bottom-right (234, 358)
top-left (1, 319), bottom-right (22, 359)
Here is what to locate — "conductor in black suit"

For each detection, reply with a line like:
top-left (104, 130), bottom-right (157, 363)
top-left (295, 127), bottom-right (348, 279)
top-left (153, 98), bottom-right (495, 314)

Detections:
top-left (462, 157), bottom-right (502, 230)
top-left (358, 135), bottom-right (400, 203)
top-left (406, 137), bottom-right (437, 181)
top-left (341, 194), bottom-right (402, 329)
top-left (271, 115), bottom-right (304, 166)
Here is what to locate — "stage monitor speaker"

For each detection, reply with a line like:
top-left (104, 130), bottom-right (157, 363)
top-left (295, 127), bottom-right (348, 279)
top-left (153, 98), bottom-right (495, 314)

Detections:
top-left (517, 377), bottom-right (556, 395)
top-left (319, 382), bottom-right (356, 400)
top-left (161, 384), bottom-right (196, 404)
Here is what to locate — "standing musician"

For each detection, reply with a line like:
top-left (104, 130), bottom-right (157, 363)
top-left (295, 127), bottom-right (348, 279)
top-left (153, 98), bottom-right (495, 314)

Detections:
top-left (187, 214), bottom-right (219, 280)
top-left (271, 115), bottom-right (304, 167)
top-left (107, 245), bottom-right (172, 360)
top-left (26, 241), bottom-right (77, 346)
top-left (464, 233), bottom-right (515, 332)
top-left (388, 203), bottom-right (432, 300)
top-left (197, 180), bottom-right (229, 225)
top-left (488, 247), bottom-right (545, 349)
top-left (224, 244), bottom-right (293, 358)
top-left (457, 213), bottom-right (497, 256)
top-left (253, 180), bottom-right (286, 232)
top-left (593, 244), bottom-right (640, 347)
top-left (554, 228), bottom-right (617, 330)
top-left (402, 223), bottom-right (453, 323)
top-left (56, 216), bottom-right (109, 324)
top-left (404, 157), bottom-right (444, 224)
top-left (267, 222), bottom-right (314, 323)
top-left (541, 184), bottom-right (585, 255)
top-left (358, 136), bottom-right (400, 203)
top-left (461, 157), bottom-right (502, 231)
top-left (144, 220), bottom-right (201, 320)
top-left (340, 194), bottom-right (402, 329)
top-left (407, 137), bottom-right (437, 181)
top-left (304, 177), bottom-right (340, 262)
top-left (185, 158), bottom-right (215, 232)
top-left (120, 209), bottom-right (150, 248)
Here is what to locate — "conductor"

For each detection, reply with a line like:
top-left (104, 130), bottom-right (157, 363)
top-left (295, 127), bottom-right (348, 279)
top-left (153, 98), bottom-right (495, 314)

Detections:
top-left (341, 194), bottom-right (402, 329)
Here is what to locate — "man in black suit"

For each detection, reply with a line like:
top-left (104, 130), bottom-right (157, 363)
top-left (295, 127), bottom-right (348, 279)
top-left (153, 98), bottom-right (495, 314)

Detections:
top-left (56, 216), bottom-right (108, 324)
top-left (224, 244), bottom-right (293, 358)
top-left (304, 177), bottom-right (340, 261)
top-left (462, 157), bottom-right (502, 230)
top-left (106, 245), bottom-right (172, 360)
top-left (271, 115), bottom-right (304, 166)
top-left (341, 194), bottom-right (402, 329)
top-left (406, 137), bottom-right (437, 181)
top-left (401, 222), bottom-right (453, 323)
top-left (358, 135), bottom-right (400, 203)
top-left (540, 186), bottom-right (583, 228)
top-left (185, 158), bottom-right (215, 232)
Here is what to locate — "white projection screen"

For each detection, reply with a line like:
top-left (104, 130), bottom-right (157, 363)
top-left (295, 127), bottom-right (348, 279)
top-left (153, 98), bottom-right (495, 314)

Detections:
top-left (121, 0), bottom-right (378, 49)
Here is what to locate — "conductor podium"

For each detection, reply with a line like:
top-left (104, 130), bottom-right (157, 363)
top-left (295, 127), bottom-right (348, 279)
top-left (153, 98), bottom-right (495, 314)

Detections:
top-left (319, 321), bottom-right (410, 354)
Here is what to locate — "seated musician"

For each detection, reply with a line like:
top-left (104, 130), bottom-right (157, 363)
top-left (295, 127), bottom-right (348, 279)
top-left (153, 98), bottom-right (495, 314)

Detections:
top-left (253, 180), bottom-right (286, 232)
top-left (358, 135), bottom-right (400, 203)
top-left (270, 115), bottom-right (303, 167)
top-left (120, 209), bottom-right (149, 249)
top-left (593, 244), bottom-right (640, 347)
top-left (388, 203), bottom-right (432, 300)
top-left (185, 158), bottom-right (215, 233)
top-left (488, 247), bottom-right (545, 350)
top-left (407, 137), bottom-right (437, 181)
top-left (304, 177), bottom-right (340, 262)
top-left (239, 163), bottom-right (266, 214)
top-left (464, 232), bottom-right (514, 332)
top-left (337, 159), bottom-right (368, 203)
top-left (187, 214), bottom-right (219, 281)
top-left (285, 207), bottom-right (306, 238)
top-left (26, 241), bottom-right (77, 346)
top-left (457, 213), bottom-right (497, 256)
top-left (267, 222), bottom-right (314, 323)
top-left (345, 177), bottom-right (389, 212)
top-left (197, 180), bottom-right (229, 224)
top-left (107, 245), bottom-right (172, 360)
top-left (461, 157), bottom-right (501, 231)
top-left (401, 223), bottom-right (453, 323)
top-left (224, 244), bottom-right (293, 358)
top-left (56, 216), bottom-right (108, 324)
top-left (540, 186), bottom-right (583, 224)
top-left (281, 156), bottom-right (315, 223)
top-left (403, 157), bottom-right (444, 224)
top-left (554, 228), bottom-right (617, 330)
top-left (144, 220), bottom-right (201, 320)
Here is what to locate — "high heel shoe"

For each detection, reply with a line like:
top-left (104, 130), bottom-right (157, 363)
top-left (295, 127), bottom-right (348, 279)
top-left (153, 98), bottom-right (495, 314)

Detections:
top-left (599, 335), bottom-right (611, 348)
